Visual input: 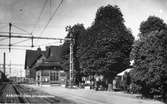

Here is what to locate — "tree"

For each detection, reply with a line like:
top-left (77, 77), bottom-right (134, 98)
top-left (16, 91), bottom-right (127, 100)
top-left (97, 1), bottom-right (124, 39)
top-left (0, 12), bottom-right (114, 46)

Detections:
top-left (130, 16), bottom-right (167, 101)
top-left (62, 5), bottom-right (134, 87)
top-left (80, 5), bottom-right (134, 82)
top-left (139, 16), bottom-right (167, 39)
top-left (71, 24), bottom-right (86, 85)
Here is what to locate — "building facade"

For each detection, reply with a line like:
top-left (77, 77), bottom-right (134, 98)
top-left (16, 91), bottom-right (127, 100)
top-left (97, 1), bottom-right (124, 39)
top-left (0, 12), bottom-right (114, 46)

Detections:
top-left (25, 46), bottom-right (66, 84)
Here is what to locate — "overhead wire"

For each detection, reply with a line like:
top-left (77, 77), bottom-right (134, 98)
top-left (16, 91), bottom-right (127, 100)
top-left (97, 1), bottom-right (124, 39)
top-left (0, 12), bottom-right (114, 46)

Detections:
top-left (0, 32), bottom-right (31, 36)
top-left (49, 0), bottom-right (52, 16)
top-left (0, 37), bottom-right (8, 41)
top-left (0, 64), bottom-right (24, 66)
top-left (31, 0), bottom-right (48, 34)
top-left (12, 38), bottom-right (30, 45)
top-left (0, 22), bottom-right (42, 26)
top-left (9, 2), bottom-right (25, 24)
top-left (35, 0), bottom-right (64, 47)
top-left (0, 44), bottom-right (37, 48)
top-left (0, 0), bottom-right (64, 51)
top-left (37, 40), bottom-right (61, 46)
top-left (0, 24), bottom-right (8, 42)
top-left (12, 23), bottom-right (31, 35)
top-left (38, 0), bottom-right (64, 36)
top-left (0, 47), bottom-right (35, 51)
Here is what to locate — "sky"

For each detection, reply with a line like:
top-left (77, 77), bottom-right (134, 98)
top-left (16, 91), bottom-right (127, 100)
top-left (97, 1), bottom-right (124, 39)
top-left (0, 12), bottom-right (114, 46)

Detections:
top-left (0, 0), bottom-right (167, 77)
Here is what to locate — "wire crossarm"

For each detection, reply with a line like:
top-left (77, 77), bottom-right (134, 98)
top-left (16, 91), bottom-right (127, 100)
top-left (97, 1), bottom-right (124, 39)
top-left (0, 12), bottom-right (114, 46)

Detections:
top-left (0, 34), bottom-right (71, 41)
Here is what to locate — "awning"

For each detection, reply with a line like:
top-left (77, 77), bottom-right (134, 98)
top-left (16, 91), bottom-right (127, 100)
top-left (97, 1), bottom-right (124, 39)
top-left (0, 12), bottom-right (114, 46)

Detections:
top-left (117, 68), bottom-right (133, 76)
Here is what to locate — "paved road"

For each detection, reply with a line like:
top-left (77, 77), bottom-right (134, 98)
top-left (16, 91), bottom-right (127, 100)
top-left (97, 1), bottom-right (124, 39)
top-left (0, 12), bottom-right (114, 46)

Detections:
top-left (27, 85), bottom-right (164, 104)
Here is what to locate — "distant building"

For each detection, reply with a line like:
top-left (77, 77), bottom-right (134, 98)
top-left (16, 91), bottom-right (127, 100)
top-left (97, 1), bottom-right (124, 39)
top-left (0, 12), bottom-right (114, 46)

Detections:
top-left (25, 46), bottom-right (66, 84)
top-left (112, 68), bottom-right (133, 90)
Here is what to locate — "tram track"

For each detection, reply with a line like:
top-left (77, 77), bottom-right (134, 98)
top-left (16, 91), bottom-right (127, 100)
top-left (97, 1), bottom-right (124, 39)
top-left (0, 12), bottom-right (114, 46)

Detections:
top-left (12, 84), bottom-right (26, 103)
top-left (0, 83), bottom-right (74, 103)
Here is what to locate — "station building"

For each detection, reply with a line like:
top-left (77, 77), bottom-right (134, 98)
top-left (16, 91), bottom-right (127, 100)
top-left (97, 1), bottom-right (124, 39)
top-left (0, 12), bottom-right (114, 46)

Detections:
top-left (25, 46), bottom-right (66, 85)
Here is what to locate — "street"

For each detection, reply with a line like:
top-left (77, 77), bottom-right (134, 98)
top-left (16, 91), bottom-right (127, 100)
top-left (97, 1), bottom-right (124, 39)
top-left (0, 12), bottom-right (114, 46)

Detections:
top-left (26, 84), bottom-right (164, 104)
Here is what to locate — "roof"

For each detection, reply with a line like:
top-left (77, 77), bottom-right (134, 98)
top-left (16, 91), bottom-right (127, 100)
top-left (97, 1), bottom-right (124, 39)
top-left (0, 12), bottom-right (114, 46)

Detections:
top-left (117, 68), bottom-right (133, 76)
top-left (24, 48), bottom-right (45, 69)
top-left (36, 62), bottom-right (61, 67)
top-left (45, 46), bottom-right (62, 62)
top-left (33, 62), bottom-right (62, 71)
top-left (25, 46), bottom-right (63, 70)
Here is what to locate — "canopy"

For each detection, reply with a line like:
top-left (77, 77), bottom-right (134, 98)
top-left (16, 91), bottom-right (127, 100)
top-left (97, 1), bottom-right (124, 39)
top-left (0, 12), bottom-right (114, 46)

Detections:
top-left (117, 68), bottom-right (133, 76)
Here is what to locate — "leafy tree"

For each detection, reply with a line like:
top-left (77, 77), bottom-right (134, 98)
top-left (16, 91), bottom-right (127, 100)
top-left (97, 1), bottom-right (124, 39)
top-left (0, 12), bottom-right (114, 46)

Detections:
top-left (71, 24), bottom-right (86, 85)
top-left (130, 16), bottom-right (167, 101)
top-left (80, 5), bottom-right (134, 82)
top-left (62, 5), bottom-right (134, 86)
top-left (95, 5), bottom-right (124, 26)
top-left (139, 16), bottom-right (167, 39)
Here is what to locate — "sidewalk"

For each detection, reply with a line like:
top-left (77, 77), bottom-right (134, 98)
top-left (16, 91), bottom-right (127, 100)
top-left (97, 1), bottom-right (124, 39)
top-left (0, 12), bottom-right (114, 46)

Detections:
top-left (26, 84), bottom-right (165, 104)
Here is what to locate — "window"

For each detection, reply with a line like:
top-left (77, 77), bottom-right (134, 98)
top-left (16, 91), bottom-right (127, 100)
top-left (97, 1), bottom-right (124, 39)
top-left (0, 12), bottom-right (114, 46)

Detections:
top-left (50, 71), bottom-right (59, 81)
top-left (50, 72), bottom-right (55, 81)
top-left (41, 70), bottom-right (49, 76)
top-left (60, 72), bottom-right (66, 77)
top-left (55, 72), bottom-right (59, 80)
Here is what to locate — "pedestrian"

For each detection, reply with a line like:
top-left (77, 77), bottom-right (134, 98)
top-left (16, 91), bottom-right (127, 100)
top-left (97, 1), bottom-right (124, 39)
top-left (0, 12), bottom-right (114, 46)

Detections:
top-left (108, 83), bottom-right (112, 91)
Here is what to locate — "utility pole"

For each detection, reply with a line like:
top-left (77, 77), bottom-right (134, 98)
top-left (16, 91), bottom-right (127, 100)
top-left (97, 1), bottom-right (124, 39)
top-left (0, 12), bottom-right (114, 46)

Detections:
top-left (9, 60), bottom-right (11, 77)
top-left (3, 52), bottom-right (6, 75)
top-left (69, 33), bottom-right (74, 88)
top-left (9, 23), bottom-right (12, 52)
